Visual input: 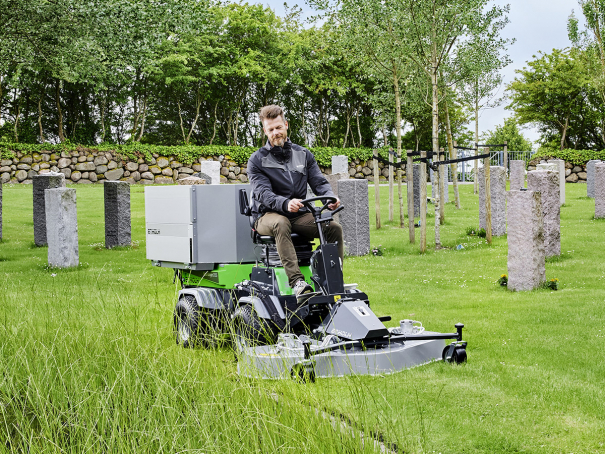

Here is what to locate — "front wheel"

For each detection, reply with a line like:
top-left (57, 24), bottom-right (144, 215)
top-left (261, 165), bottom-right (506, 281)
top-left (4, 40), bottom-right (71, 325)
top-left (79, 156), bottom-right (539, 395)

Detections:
top-left (232, 304), bottom-right (276, 349)
top-left (174, 295), bottom-right (222, 348)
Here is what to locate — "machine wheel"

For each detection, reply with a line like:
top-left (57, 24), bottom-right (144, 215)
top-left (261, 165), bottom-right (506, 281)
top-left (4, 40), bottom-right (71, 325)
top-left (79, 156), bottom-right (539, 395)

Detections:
top-left (232, 304), bottom-right (276, 348)
top-left (442, 345), bottom-right (467, 364)
top-left (174, 295), bottom-right (221, 348)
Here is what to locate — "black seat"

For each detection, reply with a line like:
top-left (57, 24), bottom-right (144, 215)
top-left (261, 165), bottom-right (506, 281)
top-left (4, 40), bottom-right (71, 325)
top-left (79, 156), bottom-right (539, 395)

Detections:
top-left (239, 189), bottom-right (313, 266)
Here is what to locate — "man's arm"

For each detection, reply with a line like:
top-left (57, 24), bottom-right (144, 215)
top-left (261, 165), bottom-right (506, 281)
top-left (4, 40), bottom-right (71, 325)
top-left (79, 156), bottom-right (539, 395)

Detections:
top-left (306, 151), bottom-right (340, 209)
top-left (247, 157), bottom-right (290, 213)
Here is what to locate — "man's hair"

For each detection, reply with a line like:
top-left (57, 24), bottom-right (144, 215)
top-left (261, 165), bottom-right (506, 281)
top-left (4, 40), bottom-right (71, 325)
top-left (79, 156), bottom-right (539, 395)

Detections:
top-left (259, 105), bottom-right (286, 125)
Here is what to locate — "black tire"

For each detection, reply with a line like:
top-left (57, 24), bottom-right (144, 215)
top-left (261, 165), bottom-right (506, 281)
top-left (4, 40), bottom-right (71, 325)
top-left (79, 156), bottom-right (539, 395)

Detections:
top-left (452, 348), bottom-right (467, 364)
top-left (174, 295), bottom-right (221, 348)
top-left (442, 345), bottom-right (467, 364)
top-left (232, 304), bottom-right (276, 348)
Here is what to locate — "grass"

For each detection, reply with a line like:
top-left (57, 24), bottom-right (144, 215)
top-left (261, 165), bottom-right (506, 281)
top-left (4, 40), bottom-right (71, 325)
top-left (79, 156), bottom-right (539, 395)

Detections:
top-left (0, 182), bottom-right (604, 453)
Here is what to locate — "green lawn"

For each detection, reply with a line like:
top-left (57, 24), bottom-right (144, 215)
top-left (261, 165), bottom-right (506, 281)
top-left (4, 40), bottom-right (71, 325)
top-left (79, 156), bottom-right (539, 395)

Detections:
top-left (0, 182), bottom-right (604, 453)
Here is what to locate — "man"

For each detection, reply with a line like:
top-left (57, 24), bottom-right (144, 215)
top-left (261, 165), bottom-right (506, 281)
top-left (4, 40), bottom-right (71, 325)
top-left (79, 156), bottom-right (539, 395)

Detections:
top-left (247, 105), bottom-right (344, 297)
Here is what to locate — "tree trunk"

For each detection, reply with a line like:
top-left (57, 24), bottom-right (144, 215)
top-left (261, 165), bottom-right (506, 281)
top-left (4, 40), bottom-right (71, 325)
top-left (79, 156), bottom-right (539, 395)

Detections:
top-left (137, 95), bottom-right (147, 142)
top-left (13, 96), bottom-right (21, 143)
top-left (407, 151), bottom-right (415, 243)
top-left (445, 98), bottom-right (460, 208)
top-left (38, 94), bottom-right (45, 143)
top-left (210, 102), bottom-right (218, 145)
top-left (356, 105), bottom-right (362, 148)
top-left (393, 70), bottom-right (402, 225)
top-left (177, 100), bottom-right (187, 144)
top-left (343, 104), bottom-right (351, 148)
top-left (560, 116), bottom-right (569, 150)
top-left (431, 61), bottom-right (441, 248)
top-left (474, 82), bottom-right (479, 194)
top-left (186, 85), bottom-right (202, 144)
top-left (56, 80), bottom-right (65, 143)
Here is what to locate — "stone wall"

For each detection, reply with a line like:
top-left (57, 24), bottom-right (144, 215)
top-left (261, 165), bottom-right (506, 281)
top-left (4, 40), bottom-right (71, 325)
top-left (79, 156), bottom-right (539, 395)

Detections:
top-left (528, 159), bottom-right (587, 183)
top-left (1, 149), bottom-right (390, 185)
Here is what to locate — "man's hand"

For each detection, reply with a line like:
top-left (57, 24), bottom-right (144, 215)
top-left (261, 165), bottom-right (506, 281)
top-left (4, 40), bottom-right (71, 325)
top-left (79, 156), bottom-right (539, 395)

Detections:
top-left (328, 198), bottom-right (340, 210)
top-left (288, 198), bottom-right (304, 212)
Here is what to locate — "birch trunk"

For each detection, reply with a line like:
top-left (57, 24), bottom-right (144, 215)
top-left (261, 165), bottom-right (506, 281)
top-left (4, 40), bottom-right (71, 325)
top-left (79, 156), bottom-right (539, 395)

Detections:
top-left (445, 99), bottom-right (460, 208)
top-left (431, 60), bottom-right (441, 248)
top-left (56, 80), bottom-right (66, 143)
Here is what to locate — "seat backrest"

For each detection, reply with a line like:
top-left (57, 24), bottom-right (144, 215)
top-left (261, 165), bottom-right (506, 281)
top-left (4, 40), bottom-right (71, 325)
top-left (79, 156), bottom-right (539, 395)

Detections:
top-left (238, 188), bottom-right (256, 230)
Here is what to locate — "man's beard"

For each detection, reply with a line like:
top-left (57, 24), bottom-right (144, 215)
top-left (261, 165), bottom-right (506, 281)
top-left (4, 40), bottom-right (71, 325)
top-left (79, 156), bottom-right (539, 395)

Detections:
top-left (270, 134), bottom-right (286, 147)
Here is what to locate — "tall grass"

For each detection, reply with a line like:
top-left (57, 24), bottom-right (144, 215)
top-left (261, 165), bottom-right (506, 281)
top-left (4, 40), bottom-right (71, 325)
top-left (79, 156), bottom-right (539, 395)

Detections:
top-left (1, 182), bottom-right (604, 453)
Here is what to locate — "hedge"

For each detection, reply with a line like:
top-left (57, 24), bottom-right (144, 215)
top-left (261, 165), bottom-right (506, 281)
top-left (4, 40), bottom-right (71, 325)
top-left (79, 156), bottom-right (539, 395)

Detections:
top-left (0, 142), bottom-right (393, 168)
top-left (531, 148), bottom-right (605, 166)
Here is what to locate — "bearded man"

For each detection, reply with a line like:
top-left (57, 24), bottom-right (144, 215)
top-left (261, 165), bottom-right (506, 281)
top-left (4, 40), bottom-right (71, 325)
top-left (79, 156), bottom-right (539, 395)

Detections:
top-left (247, 105), bottom-right (343, 297)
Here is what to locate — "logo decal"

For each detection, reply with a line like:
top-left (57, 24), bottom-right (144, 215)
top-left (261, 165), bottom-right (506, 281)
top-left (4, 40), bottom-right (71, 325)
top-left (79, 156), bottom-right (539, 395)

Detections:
top-left (147, 229), bottom-right (160, 235)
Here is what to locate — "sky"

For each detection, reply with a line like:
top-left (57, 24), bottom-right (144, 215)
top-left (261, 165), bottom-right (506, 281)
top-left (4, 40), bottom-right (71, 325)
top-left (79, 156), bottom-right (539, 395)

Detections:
top-left (258, 0), bottom-right (584, 147)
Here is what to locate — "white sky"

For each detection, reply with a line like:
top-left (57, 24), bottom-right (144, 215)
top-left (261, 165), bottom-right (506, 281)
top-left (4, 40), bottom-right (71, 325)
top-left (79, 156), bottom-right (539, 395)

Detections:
top-left (258, 0), bottom-right (583, 147)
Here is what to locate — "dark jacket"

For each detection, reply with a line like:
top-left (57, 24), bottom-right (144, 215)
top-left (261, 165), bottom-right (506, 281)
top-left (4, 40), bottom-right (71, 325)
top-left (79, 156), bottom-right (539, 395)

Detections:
top-left (247, 139), bottom-right (335, 222)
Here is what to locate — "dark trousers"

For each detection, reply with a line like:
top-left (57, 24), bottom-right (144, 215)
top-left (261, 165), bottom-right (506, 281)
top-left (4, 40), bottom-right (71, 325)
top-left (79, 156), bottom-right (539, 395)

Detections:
top-left (255, 212), bottom-right (344, 287)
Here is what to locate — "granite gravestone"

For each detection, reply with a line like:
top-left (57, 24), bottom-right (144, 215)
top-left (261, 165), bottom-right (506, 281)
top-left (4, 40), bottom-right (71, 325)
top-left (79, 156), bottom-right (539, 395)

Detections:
top-left (507, 190), bottom-right (545, 291)
top-left (478, 166), bottom-right (506, 235)
top-left (528, 170), bottom-right (561, 257)
top-left (587, 160), bottom-right (601, 198)
top-left (509, 160), bottom-right (526, 190)
top-left (550, 159), bottom-right (566, 205)
top-left (104, 181), bottom-right (131, 248)
top-left (331, 155), bottom-right (348, 175)
top-left (595, 162), bottom-right (605, 219)
top-left (199, 161), bottom-right (221, 184)
top-left (33, 173), bottom-right (66, 246)
top-left (45, 187), bottom-right (79, 268)
top-left (0, 181), bottom-right (2, 240)
top-left (413, 163), bottom-right (421, 218)
top-left (338, 179), bottom-right (370, 256)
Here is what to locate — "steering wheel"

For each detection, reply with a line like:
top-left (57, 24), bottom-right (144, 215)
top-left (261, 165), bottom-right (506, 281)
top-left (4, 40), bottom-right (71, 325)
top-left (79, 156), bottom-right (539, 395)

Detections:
top-left (300, 196), bottom-right (338, 214)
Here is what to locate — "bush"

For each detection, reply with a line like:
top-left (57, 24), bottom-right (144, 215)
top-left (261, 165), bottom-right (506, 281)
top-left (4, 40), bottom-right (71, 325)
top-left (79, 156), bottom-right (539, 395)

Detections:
top-left (0, 142), bottom-right (384, 167)
top-left (530, 148), bottom-right (605, 166)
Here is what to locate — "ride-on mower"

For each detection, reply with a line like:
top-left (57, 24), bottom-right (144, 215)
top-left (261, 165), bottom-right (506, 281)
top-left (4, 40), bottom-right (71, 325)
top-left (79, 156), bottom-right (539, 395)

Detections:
top-left (145, 184), bottom-right (467, 381)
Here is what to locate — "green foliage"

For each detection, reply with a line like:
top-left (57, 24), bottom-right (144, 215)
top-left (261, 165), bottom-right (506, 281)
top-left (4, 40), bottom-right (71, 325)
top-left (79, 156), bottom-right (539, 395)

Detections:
top-left (0, 142), bottom-right (378, 167)
top-left (530, 147), bottom-right (605, 165)
top-left (482, 117), bottom-right (533, 151)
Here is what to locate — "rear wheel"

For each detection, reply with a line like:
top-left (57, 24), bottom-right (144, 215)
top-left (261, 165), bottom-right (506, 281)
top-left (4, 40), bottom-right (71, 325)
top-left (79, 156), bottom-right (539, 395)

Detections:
top-left (442, 345), bottom-right (467, 364)
top-left (232, 304), bottom-right (276, 348)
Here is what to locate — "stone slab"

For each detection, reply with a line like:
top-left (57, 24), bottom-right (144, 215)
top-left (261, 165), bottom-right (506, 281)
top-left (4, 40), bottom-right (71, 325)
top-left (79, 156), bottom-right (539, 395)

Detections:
top-left (595, 163), bottom-right (605, 219)
top-left (507, 190), bottom-right (545, 291)
top-left (324, 173), bottom-right (348, 222)
top-left (45, 188), bottom-right (79, 268)
top-left (331, 155), bottom-right (348, 175)
top-left (33, 172), bottom-right (66, 246)
top-left (549, 159), bottom-right (566, 205)
top-left (528, 170), bottom-right (560, 257)
top-left (0, 182), bottom-right (2, 240)
top-left (510, 160), bottom-right (525, 190)
top-left (587, 160), bottom-right (601, 198)
top-left (104, 181), bottom-right (131, 248)
top-left (478, 166), bottom-right (506, 235)
top-left (199, 161), bottom-right (221, 184)
top-left (413, 164), bottom-right (420, 218)
top-left (337, 179), bottom-right (370, 256)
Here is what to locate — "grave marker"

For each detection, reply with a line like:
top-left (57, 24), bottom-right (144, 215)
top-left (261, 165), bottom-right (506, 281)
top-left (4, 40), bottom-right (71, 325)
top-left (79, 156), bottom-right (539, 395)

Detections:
top-left (33, 173), bottom-right (66, 246)
top-left (507, 190), bottom-right (545, 291)
top-left (528, 170), bottom-right (561, 257)
top-left (104, 181), bottom-right (131, 248)
top-left (45, 187), bottom-right (79, 268)
top-left (337, 179), bottom-right (370, 256)
top-left (595, 162), bottom-right (605, 219)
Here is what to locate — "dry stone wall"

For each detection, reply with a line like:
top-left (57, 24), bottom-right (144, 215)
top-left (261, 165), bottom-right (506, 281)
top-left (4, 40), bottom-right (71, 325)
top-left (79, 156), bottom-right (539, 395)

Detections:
top-left (0, 149), bottom-right (392, 185)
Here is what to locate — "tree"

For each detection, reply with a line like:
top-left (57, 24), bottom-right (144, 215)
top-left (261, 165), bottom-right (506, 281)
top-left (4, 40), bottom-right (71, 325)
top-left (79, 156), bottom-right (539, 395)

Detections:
top-left (508, 49), bottom-right (592, 150)
top-left (482, 117), bottom-right (533, 152)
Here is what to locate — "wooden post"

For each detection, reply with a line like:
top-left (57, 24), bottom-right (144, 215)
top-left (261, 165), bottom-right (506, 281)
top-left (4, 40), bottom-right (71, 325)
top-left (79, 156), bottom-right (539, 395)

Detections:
top-left (420, 151), bottom-right (427, 253)
top-left (484, 147), bottom-right (492, 245)
top-left (504, 140), bottom-right (508, 179)
top-left (373, 149), bottom-right (381, 229)
top-left (439, 147), bottom-right (445, 225)
top-left (388, 148), bottom-right (394, 222)
top-left (397, 151), bottom-right (404, 228)
top-left (406, 151), bottom-right (415, 243)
